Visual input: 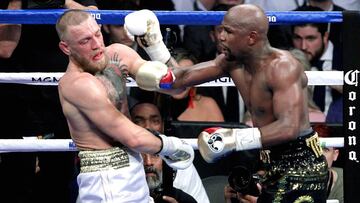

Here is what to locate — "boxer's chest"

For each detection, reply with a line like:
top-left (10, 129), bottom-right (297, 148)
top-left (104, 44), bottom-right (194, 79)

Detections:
top-left (236, 71), bottom-right (272, 116)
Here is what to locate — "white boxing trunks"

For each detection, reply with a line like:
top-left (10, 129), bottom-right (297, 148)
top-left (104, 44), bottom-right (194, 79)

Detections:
top-left (76, 147), bottom-right (153, 203)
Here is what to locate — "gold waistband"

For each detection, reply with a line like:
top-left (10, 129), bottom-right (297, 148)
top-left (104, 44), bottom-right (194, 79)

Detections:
top-left (261, 132), bottom-right (323, 163)
top-left (78, 147), bottom-right (129, 173)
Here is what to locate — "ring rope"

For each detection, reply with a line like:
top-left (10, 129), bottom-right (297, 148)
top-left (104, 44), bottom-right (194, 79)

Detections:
top-left (0, 137), bottom-right (344, 153)
top-left (0, 71), bottom-right (344, 87)
top-left (0, 9), bottom-right (343, 25)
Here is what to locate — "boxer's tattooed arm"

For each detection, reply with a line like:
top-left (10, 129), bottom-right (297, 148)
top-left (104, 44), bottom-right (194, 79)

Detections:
top-left (96, 53), bottom-right (129, 107)
top-left (108, 53), bottom-right (129, 78)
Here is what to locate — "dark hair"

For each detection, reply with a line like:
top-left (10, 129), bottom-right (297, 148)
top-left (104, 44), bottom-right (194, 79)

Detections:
top-left (211, 3), bottom-right (234, 12)
top-left (173, 47), bottom-right (198, 64)
top-left (292, 6), bottom-right (328, 37)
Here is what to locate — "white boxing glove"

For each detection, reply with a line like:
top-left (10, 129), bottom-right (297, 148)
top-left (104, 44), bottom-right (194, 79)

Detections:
top-left (135, 61), bottom-right (175, 91)
top-left (149, 129), bottom-right (194, 170)
top-left (198, 127), bottom-right (262, 163)
top-left (124, 9), bottom-right (171, 64)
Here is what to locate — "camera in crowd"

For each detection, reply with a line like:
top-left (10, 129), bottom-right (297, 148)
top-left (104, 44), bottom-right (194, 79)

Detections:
top-left (27, 0), bottom-right (65, 9)
top-left (228, 165), bottom-right (261, 196)
top-left (152, 186), bottom-right (169, 203)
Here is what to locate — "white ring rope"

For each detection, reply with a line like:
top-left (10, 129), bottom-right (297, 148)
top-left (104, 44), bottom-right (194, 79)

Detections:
top-left (0, 71), bottom-right (344, 86)
top-left (0, 71), bottom-right (343, 153)
top-left (0, 137), bottom-right (344, 153)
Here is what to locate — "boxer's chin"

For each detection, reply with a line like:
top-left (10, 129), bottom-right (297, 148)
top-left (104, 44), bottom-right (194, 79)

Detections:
top-left (222, 49), bottom-right (235, 61)
top-left (225, 54), bottom-right (236, 62)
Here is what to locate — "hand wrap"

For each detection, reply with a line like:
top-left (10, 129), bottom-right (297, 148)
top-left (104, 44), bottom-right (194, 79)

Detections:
top-left (148, 129), bottom-right (194, 170)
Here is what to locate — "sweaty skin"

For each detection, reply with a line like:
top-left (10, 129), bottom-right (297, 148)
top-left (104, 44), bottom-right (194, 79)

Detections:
top-left (171, 4), bottom-right (311, 148)
top-left (57, 13), bottom-right (165, 152)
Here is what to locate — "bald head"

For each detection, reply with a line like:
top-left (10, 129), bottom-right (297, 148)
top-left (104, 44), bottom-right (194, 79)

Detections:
top-left (226, 4), bottom-right (269, 38)
top-left (56, 9), bottom-right (92, 41)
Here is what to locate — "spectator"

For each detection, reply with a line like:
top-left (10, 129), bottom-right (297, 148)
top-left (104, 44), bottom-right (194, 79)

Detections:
top-left (245, 0), bottom-right (304, 11)
top-left (100, 1), bottom-right (140, 49)
top-left (163, 47), bottom-right (224, 122)
top-left (130, 102), bottom-right (210, 203)
top-left (0, 0), bottom-right (21, 58)
top-left (0, 2), bottom-right (34, 203)
top-left (333, 0), bottom-right (360, 11)
top-left (296, 1), bottom-right (345, 62)
top-left (291, 13), bottom-right (342, 117)
top-left (141, 152), bottom-right (198, 203)
top-left (314, 124), bottom-right (344, 203)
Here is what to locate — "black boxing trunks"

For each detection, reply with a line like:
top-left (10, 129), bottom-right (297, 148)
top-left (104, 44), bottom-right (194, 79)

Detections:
top-left (258, 129), bottom-right (328, 203)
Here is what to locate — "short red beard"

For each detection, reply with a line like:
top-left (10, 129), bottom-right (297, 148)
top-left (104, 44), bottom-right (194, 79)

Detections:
top-left (71, 51), bottom-right (109, 74)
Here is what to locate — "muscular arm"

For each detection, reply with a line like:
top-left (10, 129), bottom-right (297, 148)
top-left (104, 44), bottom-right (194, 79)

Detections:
top-left (260, 59), bottom-right (308, 147)
top-left (64, 75), bottom-right (162, 154)
top-left (0, 0), bottom-right (21, 58)
top-left (109, 44), bottom-right (184, 95)
top-left (171, 54), bottom-right (228, 88)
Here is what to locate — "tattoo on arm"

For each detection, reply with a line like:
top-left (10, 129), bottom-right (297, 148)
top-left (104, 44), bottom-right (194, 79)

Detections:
top-left (108, 53), bottom-right (128, 78)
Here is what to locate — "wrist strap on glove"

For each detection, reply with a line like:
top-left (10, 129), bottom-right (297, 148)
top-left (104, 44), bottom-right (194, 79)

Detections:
top-left (234, 128), bottom-right (262, 151)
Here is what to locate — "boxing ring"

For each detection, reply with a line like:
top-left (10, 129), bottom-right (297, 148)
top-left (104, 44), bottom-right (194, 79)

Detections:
top-left (0, 9), bottom-right (359, 202)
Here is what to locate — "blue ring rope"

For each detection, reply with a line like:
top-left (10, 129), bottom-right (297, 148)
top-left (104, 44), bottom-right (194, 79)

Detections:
top-left (0, 9), bottom-right (343, 25)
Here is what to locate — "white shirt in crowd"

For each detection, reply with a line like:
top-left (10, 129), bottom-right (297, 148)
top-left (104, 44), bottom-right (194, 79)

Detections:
top-left (174, 164), bottom-right (210, 203)
top-left (311, 41), bottom-right (334, 116)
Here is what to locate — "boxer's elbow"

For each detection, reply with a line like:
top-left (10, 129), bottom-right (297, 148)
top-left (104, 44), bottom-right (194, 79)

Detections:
top-left (280, 120), bottom-right (301, 141)
top-left (0, 50), bottom-right (13, 59)
top-left (0, 45), bottom-right (16, 58)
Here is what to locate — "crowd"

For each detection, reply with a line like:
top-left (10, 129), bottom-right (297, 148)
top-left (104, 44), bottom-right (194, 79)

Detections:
top-left (0, 0), bottom-right (345, 202)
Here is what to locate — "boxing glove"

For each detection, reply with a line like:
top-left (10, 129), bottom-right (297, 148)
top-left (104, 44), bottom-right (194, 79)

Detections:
top-left (198, 127), bottom-right (262, 163)
top-left (148, 129), bottom-right (194, 170)
top-left (124, 9), bottom-right (171, 64)
top-left (135, 61), bottom-right (175, 91)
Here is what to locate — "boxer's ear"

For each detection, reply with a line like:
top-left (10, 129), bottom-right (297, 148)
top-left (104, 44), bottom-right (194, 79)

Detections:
top-left (248, 31), bottom-right (257, 46)
top-left (59, 41), bottom-right (70, 56)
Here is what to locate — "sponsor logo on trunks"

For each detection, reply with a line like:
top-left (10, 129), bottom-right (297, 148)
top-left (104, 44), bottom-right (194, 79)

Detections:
top-left (305, 134), bottom-right (323, 158)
